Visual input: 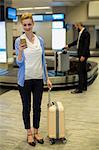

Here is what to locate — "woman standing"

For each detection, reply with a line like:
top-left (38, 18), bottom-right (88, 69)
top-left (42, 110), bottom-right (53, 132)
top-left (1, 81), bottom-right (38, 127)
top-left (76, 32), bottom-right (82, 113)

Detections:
top-left (15, 13), bottom-right (52, 146)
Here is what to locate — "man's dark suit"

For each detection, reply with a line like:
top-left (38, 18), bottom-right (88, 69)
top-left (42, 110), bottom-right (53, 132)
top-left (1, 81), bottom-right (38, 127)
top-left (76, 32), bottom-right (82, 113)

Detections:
top-left (68, 28), bottom-right (90, 91)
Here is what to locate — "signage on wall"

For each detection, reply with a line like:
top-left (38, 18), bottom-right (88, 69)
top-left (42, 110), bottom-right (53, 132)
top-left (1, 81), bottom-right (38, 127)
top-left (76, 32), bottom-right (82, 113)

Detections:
top-left (6, 7), bottom-right (17, 20)
top-left (32, 13), bottom-right (65, 22)
top-left (52, 28), bottom-right (66, 50)
top-left (88, 1), bottom-right (99, 18)
top-left (0, 21), bottom-right (6, 63)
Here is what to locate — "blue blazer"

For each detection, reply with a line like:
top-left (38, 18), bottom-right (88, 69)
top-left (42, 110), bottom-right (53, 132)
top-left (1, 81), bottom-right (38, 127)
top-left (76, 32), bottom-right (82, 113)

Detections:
top-left (15, 35), bottom-right (47, 87)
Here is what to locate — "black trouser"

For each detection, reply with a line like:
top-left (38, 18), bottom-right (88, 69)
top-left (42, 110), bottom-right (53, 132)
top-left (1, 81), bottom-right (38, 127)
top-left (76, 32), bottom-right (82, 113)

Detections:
top-left (18, 79), bottom-right (43, 129)
top-left (78, 58), bottom-right (87, 91)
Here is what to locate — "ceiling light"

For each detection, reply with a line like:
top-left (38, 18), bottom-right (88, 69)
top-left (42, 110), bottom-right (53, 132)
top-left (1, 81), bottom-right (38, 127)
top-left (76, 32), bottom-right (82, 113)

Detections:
top-left (45, 11), bottom-right (53, 14)
top-left (33, 7), bottom-right (51, 10)
top-left (17, 8), bottom-right (33, 11)
top-left (17, 7), bottom-right (51, 11)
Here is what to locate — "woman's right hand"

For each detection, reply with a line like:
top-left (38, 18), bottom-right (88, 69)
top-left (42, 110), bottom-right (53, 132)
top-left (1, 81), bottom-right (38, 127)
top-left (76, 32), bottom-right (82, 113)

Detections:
top-left (18, 42), bottom-right (27, 61)
top-left (19, 43), bottom-right (27, 52)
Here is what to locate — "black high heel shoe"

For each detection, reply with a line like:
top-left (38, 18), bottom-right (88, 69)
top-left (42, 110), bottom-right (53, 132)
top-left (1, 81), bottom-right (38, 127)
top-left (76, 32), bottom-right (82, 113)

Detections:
top-left (34, 133), bottom-right (44, 144)
top-left (27, 134), bottom-right (36, 146)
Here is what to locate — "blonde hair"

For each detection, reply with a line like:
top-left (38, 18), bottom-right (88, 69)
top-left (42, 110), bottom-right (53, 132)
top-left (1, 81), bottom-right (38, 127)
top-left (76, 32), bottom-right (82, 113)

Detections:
top-left (20, 12), bottom-right (33, 23)
top-left (76, 22), bottom-right (83, 27)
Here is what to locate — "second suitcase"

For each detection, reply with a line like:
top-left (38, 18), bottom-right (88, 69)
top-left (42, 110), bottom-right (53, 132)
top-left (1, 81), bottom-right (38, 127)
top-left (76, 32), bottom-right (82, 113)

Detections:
top-left (54, 51), bottom-right (70, 72)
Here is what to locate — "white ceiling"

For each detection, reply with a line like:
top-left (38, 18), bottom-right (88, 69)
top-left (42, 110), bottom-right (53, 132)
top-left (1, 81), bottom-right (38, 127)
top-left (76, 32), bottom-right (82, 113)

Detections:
top-left (11, 0), bottom-right (91, 14)
top-left (12, 0), bottom-right (90, 7)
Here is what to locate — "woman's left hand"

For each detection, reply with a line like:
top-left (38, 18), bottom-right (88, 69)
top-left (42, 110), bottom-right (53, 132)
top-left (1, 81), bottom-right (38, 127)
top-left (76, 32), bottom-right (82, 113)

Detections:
top-left (47, 78), bottom-right (52, 90)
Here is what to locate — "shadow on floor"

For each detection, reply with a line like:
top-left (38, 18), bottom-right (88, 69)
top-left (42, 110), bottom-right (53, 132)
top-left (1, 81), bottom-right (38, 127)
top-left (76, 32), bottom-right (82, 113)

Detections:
top-left (0, 86), bottom-right (12, 95)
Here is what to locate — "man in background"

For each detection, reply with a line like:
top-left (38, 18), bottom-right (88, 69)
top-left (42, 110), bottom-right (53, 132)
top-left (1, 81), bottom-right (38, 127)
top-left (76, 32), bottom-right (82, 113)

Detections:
top-left (65, 22), bottom-right (90, 93)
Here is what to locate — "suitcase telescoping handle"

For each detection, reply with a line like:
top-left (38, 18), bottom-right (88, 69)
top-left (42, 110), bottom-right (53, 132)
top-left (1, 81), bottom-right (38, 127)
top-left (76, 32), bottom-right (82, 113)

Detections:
top-left (48, 88), bottom-right (53, 107)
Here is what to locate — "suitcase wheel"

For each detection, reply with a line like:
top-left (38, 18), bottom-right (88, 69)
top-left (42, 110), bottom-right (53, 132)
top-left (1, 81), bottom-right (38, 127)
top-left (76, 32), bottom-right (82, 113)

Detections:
top-left (49, 138), bottom-right (55, 145)
top-left (61, 137), bottom-right (67, 144)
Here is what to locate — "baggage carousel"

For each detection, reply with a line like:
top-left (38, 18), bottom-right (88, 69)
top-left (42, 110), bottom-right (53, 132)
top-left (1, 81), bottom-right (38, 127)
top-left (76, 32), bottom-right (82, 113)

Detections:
top-left (0, 60), bottom-right (98, 89)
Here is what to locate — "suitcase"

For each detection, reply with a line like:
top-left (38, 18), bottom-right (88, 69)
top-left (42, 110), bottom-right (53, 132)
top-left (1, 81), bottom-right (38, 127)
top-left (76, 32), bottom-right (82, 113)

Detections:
top-left (47, 89), bottom-right (67, 144)
top-left (54, 51), bottom-right (70, 72)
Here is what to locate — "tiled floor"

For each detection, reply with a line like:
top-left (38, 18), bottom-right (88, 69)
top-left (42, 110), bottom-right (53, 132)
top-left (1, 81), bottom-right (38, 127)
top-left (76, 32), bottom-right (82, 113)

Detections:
top-left (0, 57), bottom-right (99, 150)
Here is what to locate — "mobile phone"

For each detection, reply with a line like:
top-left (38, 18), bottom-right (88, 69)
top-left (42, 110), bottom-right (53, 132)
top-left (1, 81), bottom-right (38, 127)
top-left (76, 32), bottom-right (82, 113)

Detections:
top-left (20, 38), bottom-right (27, 48)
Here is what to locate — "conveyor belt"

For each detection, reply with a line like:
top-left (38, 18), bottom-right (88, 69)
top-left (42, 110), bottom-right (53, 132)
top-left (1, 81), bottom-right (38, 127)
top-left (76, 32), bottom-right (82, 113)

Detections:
top-left (68, 49), bottom-right (99, 57)
top-left (0, 61), bottom-right (98, 89)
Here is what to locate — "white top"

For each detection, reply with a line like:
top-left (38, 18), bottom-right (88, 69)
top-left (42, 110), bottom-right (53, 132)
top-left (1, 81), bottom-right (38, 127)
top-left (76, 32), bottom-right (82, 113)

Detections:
top-left (77, 27), bottom-right (85, 49)
top-left (20, 34), bottom-right (43, 80)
